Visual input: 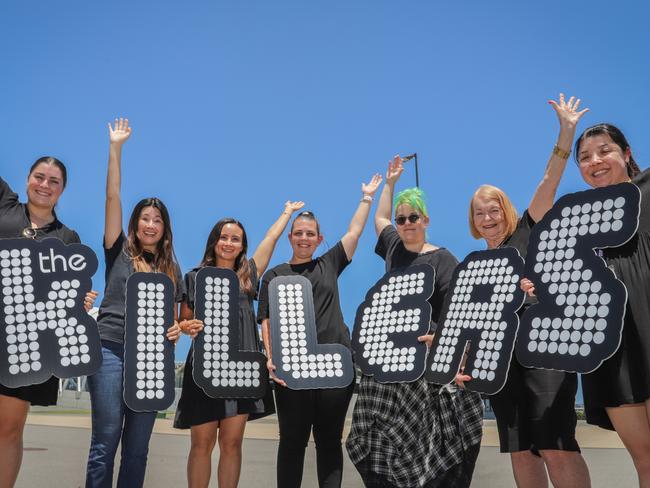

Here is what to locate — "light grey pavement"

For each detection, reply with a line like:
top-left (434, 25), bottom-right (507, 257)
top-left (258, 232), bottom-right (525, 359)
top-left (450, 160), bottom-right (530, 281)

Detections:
top-left (18, 420), bottom-right (637, 488)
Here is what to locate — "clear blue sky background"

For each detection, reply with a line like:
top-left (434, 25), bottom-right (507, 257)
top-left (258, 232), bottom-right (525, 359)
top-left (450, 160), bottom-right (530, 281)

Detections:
top-left (2, 0), bottom-right (649, 373)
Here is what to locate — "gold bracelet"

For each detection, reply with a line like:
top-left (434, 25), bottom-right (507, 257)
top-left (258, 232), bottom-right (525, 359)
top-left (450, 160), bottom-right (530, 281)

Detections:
top-left (552, 144), bottom-right (571, 160)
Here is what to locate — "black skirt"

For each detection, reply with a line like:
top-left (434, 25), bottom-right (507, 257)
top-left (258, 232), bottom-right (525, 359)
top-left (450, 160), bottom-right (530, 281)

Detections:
top-left (173, 349), bottom-right (274, 429)
top-left (489, 357), bottom-right (579, 452)
top-left (0, 376), bottom-right (59, 406)
top-left (583, 222), bottom-right (650, 430)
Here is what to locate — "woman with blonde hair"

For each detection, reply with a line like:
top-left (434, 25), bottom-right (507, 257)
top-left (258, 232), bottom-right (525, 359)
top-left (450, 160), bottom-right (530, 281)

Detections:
top-left (470, 95), bottom-right (591, 488)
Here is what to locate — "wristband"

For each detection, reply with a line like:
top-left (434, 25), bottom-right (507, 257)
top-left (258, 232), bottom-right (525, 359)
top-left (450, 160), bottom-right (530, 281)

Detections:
top-left (553, 144), bottom-right (571, 160)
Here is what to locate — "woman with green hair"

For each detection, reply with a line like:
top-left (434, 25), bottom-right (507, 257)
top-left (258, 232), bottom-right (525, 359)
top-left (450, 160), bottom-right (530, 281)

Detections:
top-left (346, 156), bottom-right (484, 487)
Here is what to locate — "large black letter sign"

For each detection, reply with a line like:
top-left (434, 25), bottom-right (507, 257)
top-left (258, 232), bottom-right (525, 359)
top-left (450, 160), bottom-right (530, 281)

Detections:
top-left (193, 268), bottom-right (266, 399)
top-left (517, 184), bottom-right (640, 372)
top-left (0, 238), bottom-right (101, 388)
top-left (123, 273), bottom-right (176, 411)
top-left (352, 264), bottom-right (434, 383)
top-left (269, 276), bottom-right (354, 389)
top-left (426, 248), bottom-right (525, 394)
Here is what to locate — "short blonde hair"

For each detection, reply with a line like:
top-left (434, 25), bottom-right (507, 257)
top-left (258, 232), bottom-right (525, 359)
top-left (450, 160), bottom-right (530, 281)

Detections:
top-left (468, 185), bottom-right (518, 240)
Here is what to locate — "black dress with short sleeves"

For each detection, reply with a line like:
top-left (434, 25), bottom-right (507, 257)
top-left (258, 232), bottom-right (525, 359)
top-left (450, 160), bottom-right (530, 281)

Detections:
top-left (583, 168), bottom-right (650, 429)
top-left (174, 259), bottom-right (270, 428)
top-left (490, 210), bottom-right (580, 453)
top-left (0, 176), bottom-right (80, 406)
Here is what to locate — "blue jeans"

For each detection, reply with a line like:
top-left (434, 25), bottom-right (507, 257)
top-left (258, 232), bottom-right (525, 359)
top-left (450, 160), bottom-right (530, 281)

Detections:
top-left (86, 341), bottom-right (156, 488)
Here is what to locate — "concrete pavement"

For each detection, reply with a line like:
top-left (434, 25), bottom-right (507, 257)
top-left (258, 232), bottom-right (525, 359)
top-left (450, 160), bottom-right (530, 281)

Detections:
top-left (17, 413), bottom-right (637, 488)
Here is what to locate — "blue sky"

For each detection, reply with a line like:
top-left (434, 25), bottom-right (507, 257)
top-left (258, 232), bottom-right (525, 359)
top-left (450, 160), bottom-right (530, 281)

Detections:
top-left (2, 0), bottom-right (649, 364)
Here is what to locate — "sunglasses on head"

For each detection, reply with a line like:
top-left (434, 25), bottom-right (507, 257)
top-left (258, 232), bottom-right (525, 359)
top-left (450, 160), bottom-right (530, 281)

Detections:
top-left (395, 214), bottom-right (420, 226)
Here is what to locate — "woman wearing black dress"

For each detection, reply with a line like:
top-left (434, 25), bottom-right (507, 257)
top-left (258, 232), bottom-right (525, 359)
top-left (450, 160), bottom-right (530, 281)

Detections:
top-left (469, 94), bottom-right (591, 488)
top-left (257, 173), bottom-right (382, 488)
top-left (175, 201), bottom-right (304, 488)
top-left (571, 122), bottom-right (650, 486)
top-left (0, 159), bottom-right (96, 487)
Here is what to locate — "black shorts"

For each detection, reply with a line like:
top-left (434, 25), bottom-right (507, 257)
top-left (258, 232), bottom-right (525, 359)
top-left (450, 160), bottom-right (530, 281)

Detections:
top-left (489, 359), bottom-right (580, 453)
top-left (0, 376), bottom-right (59, 406)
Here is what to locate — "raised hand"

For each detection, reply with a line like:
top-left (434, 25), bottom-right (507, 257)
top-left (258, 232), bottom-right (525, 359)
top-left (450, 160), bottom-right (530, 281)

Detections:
top-left (108, 118), bottom-right (132, 145)
top-left (284, 201), bottom-right (305, 214)
top-left (549, 93), bottom-right (589, 130)
top-left (362, 173), bottom-right (383, 197)
top-left (386, 155), bottom-right (404, 184)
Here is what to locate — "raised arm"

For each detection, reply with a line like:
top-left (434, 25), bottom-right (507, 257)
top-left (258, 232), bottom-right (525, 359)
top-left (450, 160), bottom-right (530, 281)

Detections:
top-left (528, 94), bottom-right (589, 222)
top-left (251, 201), bottom-right (305, 276)
top-left (340, 174), bottom-right (383, 260)
top-left (375, 156), bottom-right (404, 235)
top-left (104, 118), bottom-right (132, 248)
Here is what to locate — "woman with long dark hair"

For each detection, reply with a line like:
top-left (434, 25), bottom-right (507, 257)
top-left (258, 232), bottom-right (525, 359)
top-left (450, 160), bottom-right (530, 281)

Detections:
top-left (0, 158), bottom-right (97, 488)
top-left (257, 174), bottom-right (382, 488)
top-left (85, 119), bottom-right (185, 488)
top-left (571, 122), bottom-right (650, 485)
top-left (521, 120), bottom-right (650, 485)
top-left (174, 202), bottom-right (305, 488)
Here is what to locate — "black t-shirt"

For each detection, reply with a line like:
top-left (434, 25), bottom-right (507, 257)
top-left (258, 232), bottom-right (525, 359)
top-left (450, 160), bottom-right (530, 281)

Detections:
top-left (257, 241), bottom-right (352, 348)
top-left (96, 232), bottom-right (185, 344)
top-left (375, 225), bottom-right (458, 327)
top-left (500, 210), bottom-right (537, 307)
top-left (500, 210), bottom-right (535, 259)
top-left (0, 176), bottom-right (80, 243)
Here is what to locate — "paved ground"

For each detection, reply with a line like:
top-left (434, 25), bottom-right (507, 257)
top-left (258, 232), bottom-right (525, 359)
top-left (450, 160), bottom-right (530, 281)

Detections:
top-left (18, 412), bottom-right (637, 488)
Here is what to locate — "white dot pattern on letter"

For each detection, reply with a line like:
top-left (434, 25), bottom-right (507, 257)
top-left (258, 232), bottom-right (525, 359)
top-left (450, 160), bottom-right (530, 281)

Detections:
top-left (352, 264), bottom-right (434, 383)
top-left (123, 273), bottom-right (175, 411)
top-left (426, 248), bottom-right (525, 395)
top-left (0, 238), bottom-right (102, 388)
top-left (517, 184), bottom-right (640, 373)
top-left (192, 268), bottom-right (266, 399)
top-left (269, 275), bottom-right (354, 390)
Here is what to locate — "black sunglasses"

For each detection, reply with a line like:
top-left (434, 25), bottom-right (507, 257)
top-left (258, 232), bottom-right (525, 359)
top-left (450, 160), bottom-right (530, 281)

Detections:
top-left (395, 214), bottom-right (420, 226)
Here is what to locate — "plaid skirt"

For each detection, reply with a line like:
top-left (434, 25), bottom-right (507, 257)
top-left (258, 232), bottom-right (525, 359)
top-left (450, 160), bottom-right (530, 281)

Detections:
top-left (346, 375), bottom-right (484, 488)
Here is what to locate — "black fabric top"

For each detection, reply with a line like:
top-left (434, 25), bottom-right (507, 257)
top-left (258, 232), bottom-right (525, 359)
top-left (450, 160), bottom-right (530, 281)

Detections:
top-left (185, 258), bottom-right (261, 351)
top-left (96, 232), bottom-right (185, 344)
top-left (500, 209), bottom-right (537, 308)
top-left (257, 241), bottom-right (352, 348)
top-left (0, 176), bottom-right (80, 243)
top-left (500, 209), bottom-right (535, 259)
top-left (582, 167), bottom-right (650, 425)
top-left (375, 225), bottom-right (458, 326)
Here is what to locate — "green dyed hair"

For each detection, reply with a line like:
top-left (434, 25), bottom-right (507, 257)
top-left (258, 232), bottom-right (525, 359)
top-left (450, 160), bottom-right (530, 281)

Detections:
top-left (393, 187), bottom-right (428, 217)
